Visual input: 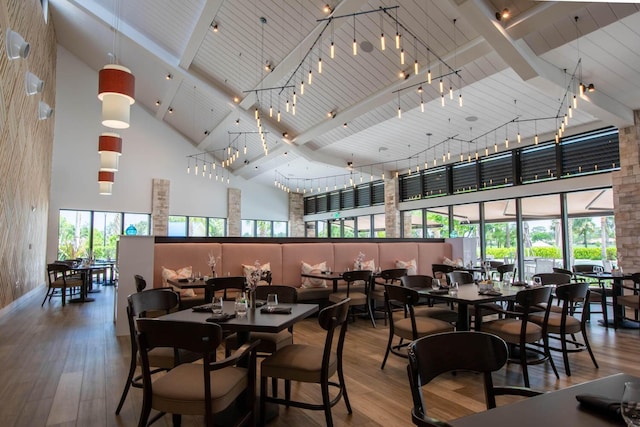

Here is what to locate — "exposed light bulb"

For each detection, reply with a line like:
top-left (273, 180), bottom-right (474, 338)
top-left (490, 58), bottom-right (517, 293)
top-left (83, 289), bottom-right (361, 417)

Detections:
top-left (395, 32), bottom-right (400, 49)
top-left (353, 39), bottom-right (357, 56)
top-left (400, 48), bottom-right (405, 65)
top-left (330, 42), bottom-right (335, 59)
top-left (439, 79), bottom-right (444, 94)
top-left (318, 57), bottom-right (322, 73)
top-left (534, 134), bottom-right (539, 144)
top-left (397, 106), bottom-right (402, 119)
top-left (427, 70), bottom-right (432, 84)
top-left (380, 33), bottom-right (386, 50)
top-left (414, 60), bottom-right (419, 75)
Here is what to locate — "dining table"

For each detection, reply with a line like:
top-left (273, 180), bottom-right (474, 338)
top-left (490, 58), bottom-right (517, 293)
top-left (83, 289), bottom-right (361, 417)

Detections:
top-left (301, 271), bottom-right (345, 293)
top-left (574, 271), bottom-right (636, 329)
top-left (68, 263), bottom-right (110, 303)
top-left (450, 373), bottom-right (635, 426)
top-left (416, 282), bottom-right (520, 331)
top-left (167, 277), bottom-right (208, 289)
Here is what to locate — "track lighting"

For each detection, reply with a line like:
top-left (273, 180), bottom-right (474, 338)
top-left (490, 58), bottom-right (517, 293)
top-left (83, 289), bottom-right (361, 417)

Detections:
top-left (166, 73), bottom-right (172, 80)
top-left (264, 61), bottom-right (272, 72)
top-left (211, 22), bottom-right (219, 32)
top-left (323, 4), bottom-right (332, 14)
top-left (495, 8), bottom-right (510, 21)
top-left (155, 100), bottom-right (161, 106)
top-left (168, 107), bottom-right (173, 113)
top-left (587, 83), bottom-right (595, 92)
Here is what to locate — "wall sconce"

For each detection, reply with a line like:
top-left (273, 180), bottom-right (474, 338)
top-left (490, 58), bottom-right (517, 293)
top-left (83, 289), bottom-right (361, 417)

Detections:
top-left (98, 171), bottom-right (115, 195)
top-left (25, 71), bottom-right (44, 96)
top-left (38, 101), bottom-right (53, 120)
top-left (98, 64), bottom-right (135, 129)
top-left (6, 29), bottom-right (30, 60)
top-left (98, 132), bottom-right (122, 172)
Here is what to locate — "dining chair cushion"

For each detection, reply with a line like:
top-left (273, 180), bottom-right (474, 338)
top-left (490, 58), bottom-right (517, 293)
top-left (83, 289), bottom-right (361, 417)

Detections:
top-left (261, 344), bottom-right (337, 383)
top-left (393, 317), bottom-right (453, 341)
top-left (301, 261), bottom-right (328, 288)
top-left (481, 319), bottom-right (543, 343)
top-left (529, 312), bottom-right (581, 334)
top-left (151, 363), bottom-right (248, 415)
top-left (413, 306), bottom-right (458, 323)
top-left (329, 290), bottom-right (367, 306)
top-left (617, 295), bottom-right (640, 309)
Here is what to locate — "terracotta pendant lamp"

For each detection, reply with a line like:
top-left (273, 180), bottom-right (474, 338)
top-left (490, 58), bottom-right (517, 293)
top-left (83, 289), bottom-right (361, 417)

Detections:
top-left (98, 132), bottom-right (122, 172)
top-left (98, 171), bottom-right (115, 195)
top-left (98, 64), bottom-right (135, 129)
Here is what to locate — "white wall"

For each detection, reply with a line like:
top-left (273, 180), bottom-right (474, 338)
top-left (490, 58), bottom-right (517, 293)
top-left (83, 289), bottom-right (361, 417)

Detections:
top-left (47, 46), bottom-right (288, 261)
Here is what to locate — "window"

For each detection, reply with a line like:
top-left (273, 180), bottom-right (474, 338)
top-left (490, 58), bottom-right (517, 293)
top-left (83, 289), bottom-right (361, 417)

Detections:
top-left (189, 217), bottom-right (207, 237)
top-left (521, 194), bottom-right (563, 275)
top-left (373, 214), bottom-right (385, 237)
top-left (242, 220), bottom-right (255, 237)
top-left (273, 221), bottom-right (288, 237)
top-left (426, 208), bottom-right (449, 238)
top-left (317, 221), bottom-right (327, 237)
top-left (357, 216), bottom-right (371, 238)
top-left (93, 211), bottom-right (122, 260)
top-left (123, 213), bottom-right (150, 236)
top-left (343, 218), bottom-right (355, 238)
top-left (58, 210), bottom-right (91, 259)
top-left (208, 218), bottom-right (226, 236)
top-left (256, 220), bottom-right (272, 237)
top-left (168, 216), bottom-right (187, 237)
top-left (404, 209), bottom-right (424, 238)
top-left (483, 199), bottom-right (517, 265)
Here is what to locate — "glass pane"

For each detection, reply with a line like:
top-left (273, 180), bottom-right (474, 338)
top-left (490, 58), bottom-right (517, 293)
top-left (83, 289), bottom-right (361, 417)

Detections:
top-left (483, 199), bottom-right (516, 266)
top-left (58, 210), bottom-right (91, 260)
top-left (208, 218), bottom-right (226, 237)
top-left (328, 219), bottom-right (341, 237)
top-left (189, 217), bottom-right (207, 237)
top-left (426, 208), bottom-right (449, 238)
top-left (373, 214), bottom-right (385, 237)
top-left (123, 213), bottom-right (149, 236)
top-left (257, 220), bottom-right (272, 237)
top-left (168, 216), bottom-right (187, 237)
top-left (357, 216), bottom-right (371, 238)
top-left (452, 203), bottom-right (480, 259)
top-left (404, 209), bottom-right (424, 238)
top-left (92, 211), bottom-right (122, 260)
top-left (567, 189), bottom-right (616, 269)
top-left (241, 220), bottom-right (255, 237)
top-left (317, 221), bottom-right (327, 237)
top-left (521, 194), bottom-right (562, 275)
top-left (343, 218), bottom-right (355, 238)
top-left (306, 221), bottom-right (317, 237)
top-left (273, 221), bottom-right (287, 237)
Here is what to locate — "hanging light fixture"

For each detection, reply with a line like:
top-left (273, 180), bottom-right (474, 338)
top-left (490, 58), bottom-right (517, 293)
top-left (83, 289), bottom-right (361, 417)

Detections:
top-left (98, 64), bottom-right (135, 129)
top-left (98, 132), bottom-right (122, 172)
top-left (98, 171), bottom-right (115, 195)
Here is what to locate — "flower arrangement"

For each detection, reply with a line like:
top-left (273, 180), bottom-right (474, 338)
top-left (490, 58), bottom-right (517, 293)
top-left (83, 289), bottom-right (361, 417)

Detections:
top-left (246, 260), bottom-right (263, 292)
top-left (355, 252), bottom-right (366, 270)
top-left (208, 252), bottom-right (220, 276)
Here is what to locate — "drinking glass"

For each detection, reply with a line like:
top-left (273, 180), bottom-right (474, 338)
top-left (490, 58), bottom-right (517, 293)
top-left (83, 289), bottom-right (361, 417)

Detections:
top-left (266, 293), bottom-right (278, 311)
top-left (235, 296), bottom-right (247, 317)
top-left (622, 382), bottom-right (640, 426)
top-left (533, 276), bottom-right (542, 287)
top-left (449, 282), bottom-right (459, 296)
top-left (431, 278), bottom-right (441, 290)
top-left (211, 296), bottom-right (223, 315)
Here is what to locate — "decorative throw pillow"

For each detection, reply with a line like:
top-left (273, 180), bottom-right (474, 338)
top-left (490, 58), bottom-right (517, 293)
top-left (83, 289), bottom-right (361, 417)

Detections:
top-left (396, 259), bottom-right (417, 276)
top-left (301, 261), bottom-right (327, 288)
top-left (354, 259), bottom-right (375, 271)
top-left (242, 262), bottom-right (272, 286)
top-left (161, 266), bottom-right (196, 298)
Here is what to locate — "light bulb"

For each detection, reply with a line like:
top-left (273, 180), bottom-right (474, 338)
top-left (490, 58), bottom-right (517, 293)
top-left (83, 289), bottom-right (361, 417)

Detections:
top-left (427, 70), bottom-right (432, 84)
top-left (414, 60), bottom-right (419, 75)
top-left (380, 34), bottom-right (386, 50)
top-left (353, 39), bottom-right (357, 56)
top-left (395, 32), bottom-right (400, 49)
top-left (330, 42), bottom-right (335, 59)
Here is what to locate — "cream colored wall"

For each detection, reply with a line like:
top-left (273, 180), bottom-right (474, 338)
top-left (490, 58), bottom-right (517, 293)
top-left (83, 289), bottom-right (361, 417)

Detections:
top-left (0, 0), bottom-right (56, 308)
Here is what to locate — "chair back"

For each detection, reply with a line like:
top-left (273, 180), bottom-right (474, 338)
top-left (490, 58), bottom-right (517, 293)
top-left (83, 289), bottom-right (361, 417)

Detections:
top-left (204, 276), bottom-right (246, 302)
top-left (515, 286), bottom-right (553, 315)
top-left (380, 268), bottom-right (408, 283)
top-left (555, 282), bottom-right (590, 320)
top-left (497, 264), bottom-right (517, 281)
top-left (447, 271), bottom-right (474, 285)
top-left (342, 270), bottom-right (373, 297)
top-left (489, 260), bottom-right (504, 269)
top-left (255, 285), bottom-right (297, 303)
top-left (532, 272), bottom-right (571, 286)
top-left (134, 274), bottom-right (147, 292)
top-left (317, 298), bottom-right (351, 374)
top-left (572, 264), bottom-right (602, 274)
top-left (552, 267), bottom-right (573, 276)
top-left (129, 288), bottom-right (180, 318)
top-left (431, 264), bottom-right (454, 284)
top-left (47, 263), bottom-right (70, 283)
top-left (407, 331), bottom-right (509, 419)
top-left (384, 283), bottom-right (420, 307)
top-left (400, 275), bottom-right (434, 289)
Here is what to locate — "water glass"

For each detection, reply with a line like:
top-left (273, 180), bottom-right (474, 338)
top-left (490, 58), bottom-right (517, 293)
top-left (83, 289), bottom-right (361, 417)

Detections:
top-left (266, 293), bottom-right (278, 311)
top-left (235, 297), bottom-right (247, 317)
top-left (211, 296), bottom-right (223, 315)
top-left (622, 382), bottom-right (640, 426)
top-left (533, 276), bottom-right (542, 287)
top-left (449, 282), bottom-right (459, 296)
top-left (431, 278), bottom-right (441, 290)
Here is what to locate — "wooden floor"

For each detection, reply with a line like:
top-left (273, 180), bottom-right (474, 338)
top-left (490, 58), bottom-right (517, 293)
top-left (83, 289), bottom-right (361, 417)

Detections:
top-left (1, 285), bottom-right (639, 427)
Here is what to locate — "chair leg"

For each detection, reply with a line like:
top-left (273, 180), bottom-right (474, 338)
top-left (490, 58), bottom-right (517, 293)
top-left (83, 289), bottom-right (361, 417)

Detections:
top-left (380, 328), bottom-right (394, 370)
top-left (321, 380), bottom-right (333, 427)
top-left (271, 377), bottom-right (277, 398)
top-left (582, 329), bottom-right (599, 369)
top-left (367, 298), bottom-right (377, 328)
top-left (338, 359), bottom-right (352, 414)
top-left (172, 413), bottom-right (181, 427)
top-left (543, 334), bottom-right (559, 380)
top-left (601, 295), bottom-right (608, 327)
top-left (285, 379), bottom-right (291, 407)
top-left (115, 356), bottom-right (137, 414)
top-left (260, 376), bottom-right (267, 427)
top-left (561, 333), bottom-right (571, 376)
top-left (137, 397), bottom-right (152, 427)
top-left (41, 288), bottom-right (51, 306)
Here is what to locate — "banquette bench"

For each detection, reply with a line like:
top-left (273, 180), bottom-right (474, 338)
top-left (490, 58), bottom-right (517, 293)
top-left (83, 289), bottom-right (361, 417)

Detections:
top-left (152, 238), bottom-right (452, 307)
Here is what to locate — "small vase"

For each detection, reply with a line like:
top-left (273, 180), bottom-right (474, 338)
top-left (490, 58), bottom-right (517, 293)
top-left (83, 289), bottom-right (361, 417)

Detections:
top-left (211, 268), bottom-right (217, 278)
top-left (249, 289), bottom-right (256, 310)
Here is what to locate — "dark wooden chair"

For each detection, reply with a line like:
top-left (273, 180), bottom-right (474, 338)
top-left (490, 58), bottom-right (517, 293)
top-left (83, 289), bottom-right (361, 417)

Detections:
top-left (480, 286), bottom-right (559, 387)
top-left (115, 288), bottom-right (191, 415)
top-left (380, 284), bottom-right (454, 370)
top-left (370, 268), bottom-right (408, 327)
top-left (571, 265), bottom-right (612, 325)
top-left (529, 282), bottom-right (598, 376)
top-left (431, 264), bottom-right (455, 285)
top-left (42, 263), bottom-right (83, 306)
top-left (400, 275), bottom-right (457, 323)
top-left (613, 272), bottom-right (640, 328)
top-left (134, 274), bottom-right (147, 292)
top-left (260, 298), bottom-right (352, 427)
top-left (497, 263), bottom-right (517, 282)
top-left (136, 318), bottom-right (258, 427)
top-left (204, 276), bottom-right (246, 302)
top-left (329, 270), bottom-right (373, 325)
top-left (407, 331), bottom-right (542, 427)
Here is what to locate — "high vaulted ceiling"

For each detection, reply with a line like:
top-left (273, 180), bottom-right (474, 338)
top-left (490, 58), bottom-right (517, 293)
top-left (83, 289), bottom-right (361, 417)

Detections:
top-left (49, 0), bottom-right (640, 192)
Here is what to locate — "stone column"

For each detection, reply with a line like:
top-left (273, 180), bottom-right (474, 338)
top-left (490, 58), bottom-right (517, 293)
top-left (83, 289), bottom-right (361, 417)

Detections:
top-left (384, 177), bottom-right (400, 238)
top-left (613, 110), bottom-right (640, 272)
top-left (288, 192), bottom-right (304, 237)
top-left (151, 178), bottom-right (170, 236)
top-left (227, 188), bottom-right (241, 237)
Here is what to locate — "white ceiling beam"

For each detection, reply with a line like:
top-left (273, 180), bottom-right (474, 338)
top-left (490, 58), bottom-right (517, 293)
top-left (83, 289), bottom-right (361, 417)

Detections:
top-left (179, 0), bottom-right (224, 69)
top-left (505, 2), bottom-right (588, 41)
